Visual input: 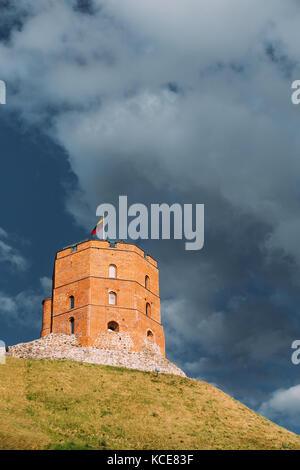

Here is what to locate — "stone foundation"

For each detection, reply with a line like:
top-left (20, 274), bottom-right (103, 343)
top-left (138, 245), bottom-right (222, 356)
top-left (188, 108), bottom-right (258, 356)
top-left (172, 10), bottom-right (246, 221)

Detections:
top-left (7, 334), bottom-right (186, 377)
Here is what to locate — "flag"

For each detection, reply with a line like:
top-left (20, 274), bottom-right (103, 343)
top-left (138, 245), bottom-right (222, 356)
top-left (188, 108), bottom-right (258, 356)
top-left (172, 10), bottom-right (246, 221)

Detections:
top-left (90, 216), bottom-right (104, 236)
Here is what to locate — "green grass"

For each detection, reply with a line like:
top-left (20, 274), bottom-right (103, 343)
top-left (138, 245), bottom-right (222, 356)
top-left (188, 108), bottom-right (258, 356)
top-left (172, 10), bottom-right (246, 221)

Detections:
top-left (0, 357), bottom-right (299, 450)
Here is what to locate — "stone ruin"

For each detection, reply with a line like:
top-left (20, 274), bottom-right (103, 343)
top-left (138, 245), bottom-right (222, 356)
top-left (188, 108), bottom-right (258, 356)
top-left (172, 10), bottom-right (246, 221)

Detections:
top-left (7, 333), bottom-right (186, 377)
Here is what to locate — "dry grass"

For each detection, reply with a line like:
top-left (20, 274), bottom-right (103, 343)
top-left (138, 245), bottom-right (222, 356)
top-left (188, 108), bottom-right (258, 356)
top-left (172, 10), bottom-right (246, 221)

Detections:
top-left (0, 357), bottom-right (299, 450)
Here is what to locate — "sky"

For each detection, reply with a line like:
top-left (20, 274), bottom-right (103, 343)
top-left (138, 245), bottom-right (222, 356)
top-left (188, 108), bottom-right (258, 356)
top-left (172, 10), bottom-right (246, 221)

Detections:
top-left (1, 0), bottom-right (300, 434)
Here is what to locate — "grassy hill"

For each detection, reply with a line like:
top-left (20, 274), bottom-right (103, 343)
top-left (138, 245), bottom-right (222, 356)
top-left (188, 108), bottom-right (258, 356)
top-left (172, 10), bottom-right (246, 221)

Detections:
top-left (0, 357), bottom-right (299, 450)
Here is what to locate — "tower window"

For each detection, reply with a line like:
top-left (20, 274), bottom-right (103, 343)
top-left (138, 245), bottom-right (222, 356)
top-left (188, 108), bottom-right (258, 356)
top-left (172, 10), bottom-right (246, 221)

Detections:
top-left (145, 275), bottom-right (150, 289)
top-left (70, 317), bottom-right (75, 334)
top-left (109, 264), bottom-right (117, 278)
top-left (109, 291), bottom-right (116, 305)
top-left (147, 329), bottom-right (153, 338)
top-left (146, 302), bottom-right (151, 316)
top-left (107, 321), bottom-right (119, 332)
top-left (70, 296), bottom-right (74, 309)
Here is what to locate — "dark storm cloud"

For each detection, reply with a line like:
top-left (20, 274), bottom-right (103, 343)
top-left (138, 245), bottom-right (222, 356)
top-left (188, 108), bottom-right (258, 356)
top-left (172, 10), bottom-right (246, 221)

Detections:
top-left (1, 0), bottom-right (300, 431)
top-left (0, 1), bottom-right (24, 41)
top-left (74, 0), bottom-right (96, 15)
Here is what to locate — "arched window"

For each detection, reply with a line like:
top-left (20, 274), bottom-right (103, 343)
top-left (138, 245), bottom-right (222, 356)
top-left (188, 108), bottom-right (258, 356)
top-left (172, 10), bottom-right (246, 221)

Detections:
top-left (109, 264), bottom-right (117, 278)
top-left (145, 275), bottom-right (150, 290)
top-left (146, 302), bottom-right (151, 316)
top-left (109, 291), bottom-right (116, 305)
top-left (70, 296), bottom-right (74, 309)
top-left (107, 321), bottom-right (119, 332)
top-left (70, 317), bottom-right (75, 334)
top-left (147, 329), bottom-right (153, 338)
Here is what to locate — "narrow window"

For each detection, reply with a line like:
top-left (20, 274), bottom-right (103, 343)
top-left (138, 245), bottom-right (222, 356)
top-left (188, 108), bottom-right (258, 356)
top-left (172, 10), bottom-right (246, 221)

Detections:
top-left (107, 321), bottom-right (119, 332)
top-left (70, 296), bottom-right (74, 309)
top-left (146, 302), bottom-right (151, 316)
top-left (109, 264), bottom-right (117, 278)
top-left (70, 317), bottom-right (75, 334)
top-left (145, 275), bottom-right (150, 289)
top-left (109, 291), bottom-right (116, 305)
top-left (147, 329), bottom-right (153, 338)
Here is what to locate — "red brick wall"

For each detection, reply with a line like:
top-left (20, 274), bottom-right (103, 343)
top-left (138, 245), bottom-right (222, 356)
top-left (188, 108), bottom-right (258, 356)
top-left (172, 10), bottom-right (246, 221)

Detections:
top-left (41, 298), bottom-right (52, 337)
top-left (41, 240), bottom-right (165, 356)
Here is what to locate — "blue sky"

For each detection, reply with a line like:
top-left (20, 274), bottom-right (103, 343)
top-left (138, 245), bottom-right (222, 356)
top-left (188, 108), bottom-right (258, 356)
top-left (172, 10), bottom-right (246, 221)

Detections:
top-left (1, 0), bottom-right (300, 435)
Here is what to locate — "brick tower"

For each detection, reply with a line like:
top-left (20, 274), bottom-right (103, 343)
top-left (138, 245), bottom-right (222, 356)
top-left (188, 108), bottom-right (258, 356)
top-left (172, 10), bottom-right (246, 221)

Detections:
top-left (41, 239), bottom-right (165, 356)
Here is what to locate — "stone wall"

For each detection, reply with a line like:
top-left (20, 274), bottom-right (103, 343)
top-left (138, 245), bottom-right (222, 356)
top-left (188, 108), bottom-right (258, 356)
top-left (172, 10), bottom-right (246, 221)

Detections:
top-left (7, 334), bottom-right (186, 377)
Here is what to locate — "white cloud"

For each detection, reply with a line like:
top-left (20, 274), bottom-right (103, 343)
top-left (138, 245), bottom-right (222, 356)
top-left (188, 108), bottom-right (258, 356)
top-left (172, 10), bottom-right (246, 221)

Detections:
top-left (39, 276), bottom-right (52, 297)
top-left (259, 385), bottom-right (300, 428)
top-left (0, 276), bottom-right (52, 329)
top-left (0, 229), bottom-right (28, 271)
top-left (0, 288), bottom-right (43, 328)
top-left (0, 227), bottom-right (8, 239)
top-left (0, 292), bottom-right (17, 317)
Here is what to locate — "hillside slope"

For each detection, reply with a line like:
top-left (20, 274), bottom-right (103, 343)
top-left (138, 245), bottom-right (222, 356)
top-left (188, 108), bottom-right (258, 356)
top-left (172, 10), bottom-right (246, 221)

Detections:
top-left (0, 357), bottom-right (299, 450)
